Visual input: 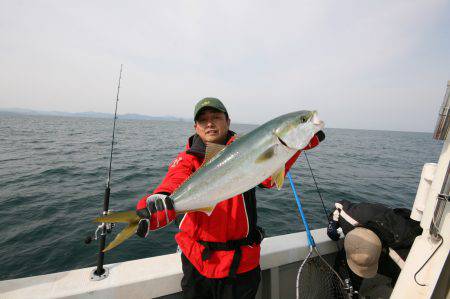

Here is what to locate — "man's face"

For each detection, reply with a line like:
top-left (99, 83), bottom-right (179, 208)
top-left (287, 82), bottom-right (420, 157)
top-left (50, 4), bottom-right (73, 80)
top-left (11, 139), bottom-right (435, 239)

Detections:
top-left (194, 108), bottom-right (230, 144)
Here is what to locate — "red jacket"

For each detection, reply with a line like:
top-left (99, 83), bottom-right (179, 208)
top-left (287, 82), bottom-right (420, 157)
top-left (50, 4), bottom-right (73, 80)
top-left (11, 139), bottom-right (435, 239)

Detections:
top-left (139, 132), bottom-right (320, 278)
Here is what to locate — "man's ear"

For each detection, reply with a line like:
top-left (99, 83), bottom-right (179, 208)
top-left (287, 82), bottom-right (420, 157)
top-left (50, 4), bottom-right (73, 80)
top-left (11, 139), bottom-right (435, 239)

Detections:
top-left (227, 118), bottom-right (230, 127)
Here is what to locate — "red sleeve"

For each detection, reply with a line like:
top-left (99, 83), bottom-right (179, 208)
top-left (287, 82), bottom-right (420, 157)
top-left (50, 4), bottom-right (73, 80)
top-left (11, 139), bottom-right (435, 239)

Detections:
top-left (136, 152), bottom-right (194, 209)
top-left (153, 152), bottom-right (195, 194)
top-left (302, 134), bottom-right (320, 151)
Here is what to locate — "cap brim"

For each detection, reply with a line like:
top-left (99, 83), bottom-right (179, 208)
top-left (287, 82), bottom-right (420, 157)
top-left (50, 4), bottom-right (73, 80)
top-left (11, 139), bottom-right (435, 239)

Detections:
top-left (347, 258), bottom-right (378, 278)
top-left (194, 106), bottom-right (227, 120)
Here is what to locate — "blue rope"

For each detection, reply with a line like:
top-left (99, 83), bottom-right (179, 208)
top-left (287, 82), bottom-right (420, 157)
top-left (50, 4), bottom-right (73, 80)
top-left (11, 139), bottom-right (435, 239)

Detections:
top-left (287, 171), bottom-right (315, 247)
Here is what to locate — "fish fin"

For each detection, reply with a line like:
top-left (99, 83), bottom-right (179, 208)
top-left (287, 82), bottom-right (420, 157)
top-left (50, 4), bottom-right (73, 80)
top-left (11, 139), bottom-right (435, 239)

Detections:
top-left (204, 143), bottom-right (226, 163)
top-left (94, 210), bottom-right (140, 224)
top-left (177, 206), bottom-right (214, 216)
top-left (271, 166), bottom-right (285, 190)
top-left (103, 223), bottom-right (138, 252)
top-left (256, 146), bottom-right (276, 163)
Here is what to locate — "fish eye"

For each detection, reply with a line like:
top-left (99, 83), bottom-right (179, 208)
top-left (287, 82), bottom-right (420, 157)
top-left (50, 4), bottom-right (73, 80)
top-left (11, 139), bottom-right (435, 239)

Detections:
top-left (300, 116), bottom-right (308, 123)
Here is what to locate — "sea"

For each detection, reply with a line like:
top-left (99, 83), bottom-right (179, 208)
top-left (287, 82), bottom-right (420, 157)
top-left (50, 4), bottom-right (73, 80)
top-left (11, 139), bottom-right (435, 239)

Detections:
top-left (0, 114), bottom-right (443, 281)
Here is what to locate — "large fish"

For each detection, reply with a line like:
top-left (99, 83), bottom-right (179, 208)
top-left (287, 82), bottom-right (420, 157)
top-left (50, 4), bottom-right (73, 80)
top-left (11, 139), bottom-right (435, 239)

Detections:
top-left (95, 110), bottom-right (324, 251)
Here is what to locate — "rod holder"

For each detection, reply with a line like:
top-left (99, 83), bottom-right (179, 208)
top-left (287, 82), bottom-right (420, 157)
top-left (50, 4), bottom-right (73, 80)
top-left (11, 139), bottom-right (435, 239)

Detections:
top-left (90, 266), bottom-right (109, 281)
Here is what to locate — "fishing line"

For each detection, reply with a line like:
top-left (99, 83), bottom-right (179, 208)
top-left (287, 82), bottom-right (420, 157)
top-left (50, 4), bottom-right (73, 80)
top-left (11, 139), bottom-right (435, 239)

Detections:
top-left (303, 151), bottom-right (345, 261)
top-left (303, 151), bottom-right (356, 297)
top-left (303, 151), bottom-right (330, 219)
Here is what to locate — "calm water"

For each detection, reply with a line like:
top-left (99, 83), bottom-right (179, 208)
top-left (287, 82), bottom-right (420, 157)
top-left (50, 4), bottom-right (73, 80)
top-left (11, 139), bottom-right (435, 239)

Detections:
top-left (0, 114), bottom-right (443, 280)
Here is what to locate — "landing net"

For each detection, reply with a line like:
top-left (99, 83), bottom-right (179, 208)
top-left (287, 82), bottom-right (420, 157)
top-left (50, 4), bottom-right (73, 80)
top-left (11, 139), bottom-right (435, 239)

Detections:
top-left (296, 247), bottom-right (347, 299)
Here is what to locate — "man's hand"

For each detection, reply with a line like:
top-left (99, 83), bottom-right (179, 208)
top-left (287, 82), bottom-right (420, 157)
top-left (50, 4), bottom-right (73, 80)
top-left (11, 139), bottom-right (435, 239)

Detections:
top-left (327, 220), bottom-right (341, 241)
top-left (136, 194), bottom-right (176, 237)
top-left (316, 130), bottom-right (325, 142)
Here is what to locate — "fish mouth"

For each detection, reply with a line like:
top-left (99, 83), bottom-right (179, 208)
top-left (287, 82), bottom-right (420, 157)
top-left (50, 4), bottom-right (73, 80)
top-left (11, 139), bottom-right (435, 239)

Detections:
top-left (311, 112), bottom-right (324, 130)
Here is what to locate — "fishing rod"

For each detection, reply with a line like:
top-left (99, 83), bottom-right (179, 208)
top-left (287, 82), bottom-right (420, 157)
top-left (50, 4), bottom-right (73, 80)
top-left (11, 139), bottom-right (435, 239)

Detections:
top-left (287, 171), bottom-right (348, 299)
top-left (87, 64), bottom-right (123, 281)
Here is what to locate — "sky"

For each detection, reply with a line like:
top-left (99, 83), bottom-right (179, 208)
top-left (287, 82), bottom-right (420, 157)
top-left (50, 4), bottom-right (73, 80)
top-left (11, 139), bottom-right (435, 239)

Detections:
top-left (0, 1), bottom-right (449, 132)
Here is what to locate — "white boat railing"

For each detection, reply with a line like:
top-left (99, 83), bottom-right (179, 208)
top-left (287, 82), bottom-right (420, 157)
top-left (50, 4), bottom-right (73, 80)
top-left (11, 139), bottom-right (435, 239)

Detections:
top-left (0, 228), bottom-right (338, 299)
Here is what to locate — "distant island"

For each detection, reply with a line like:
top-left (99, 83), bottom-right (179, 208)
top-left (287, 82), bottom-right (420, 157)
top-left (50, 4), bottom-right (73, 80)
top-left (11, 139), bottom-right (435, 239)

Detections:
top-left (0, 108), bottom-right (186, 122)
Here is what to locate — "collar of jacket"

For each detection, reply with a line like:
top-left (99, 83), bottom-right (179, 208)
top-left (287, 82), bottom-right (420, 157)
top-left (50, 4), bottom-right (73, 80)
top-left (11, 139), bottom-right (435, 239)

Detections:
top-left (186, 130), bottom-right (236, 158)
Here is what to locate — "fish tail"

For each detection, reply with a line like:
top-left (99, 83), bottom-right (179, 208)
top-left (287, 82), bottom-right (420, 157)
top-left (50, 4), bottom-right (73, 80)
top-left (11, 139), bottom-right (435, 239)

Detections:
top-left (103, 223), bottom-right (139, 252)
top-left (93, 210), bottom-right (140, 252)
top-left (93, 210), bottom-right (140, 223)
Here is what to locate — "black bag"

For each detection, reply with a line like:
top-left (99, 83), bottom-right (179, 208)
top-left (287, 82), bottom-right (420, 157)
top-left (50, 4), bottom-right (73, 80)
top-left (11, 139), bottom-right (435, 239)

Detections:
top-left (364, 208), bottom-right (422, 252)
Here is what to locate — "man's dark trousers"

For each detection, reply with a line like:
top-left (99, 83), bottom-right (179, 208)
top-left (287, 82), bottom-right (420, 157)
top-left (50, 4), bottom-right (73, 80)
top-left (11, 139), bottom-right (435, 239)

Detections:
top-left (181, 254), bottom-right (261, 299)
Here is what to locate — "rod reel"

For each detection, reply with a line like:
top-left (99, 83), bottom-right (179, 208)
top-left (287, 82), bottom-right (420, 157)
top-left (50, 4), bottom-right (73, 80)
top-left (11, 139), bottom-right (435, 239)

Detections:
top-left (84, 214), bottom-right (115, 244)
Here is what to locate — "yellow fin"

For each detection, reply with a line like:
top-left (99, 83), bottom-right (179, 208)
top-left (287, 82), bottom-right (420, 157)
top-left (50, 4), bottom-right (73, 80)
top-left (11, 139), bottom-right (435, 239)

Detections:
top-left (204, 142), bottom-right (226, 163)
top-left (271, 166), bottom-right (285, 190)
top-left (94, 210), bottom-right (140, 224)
top-left (103, 223), bottom-right (138, 252)
top-left (256, 146), bottom-right (275, 163)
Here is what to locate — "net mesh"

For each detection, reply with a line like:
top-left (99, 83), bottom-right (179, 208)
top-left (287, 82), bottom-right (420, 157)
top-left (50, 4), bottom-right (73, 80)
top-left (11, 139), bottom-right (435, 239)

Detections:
top-left (297, 250), bottom-right (348, 299)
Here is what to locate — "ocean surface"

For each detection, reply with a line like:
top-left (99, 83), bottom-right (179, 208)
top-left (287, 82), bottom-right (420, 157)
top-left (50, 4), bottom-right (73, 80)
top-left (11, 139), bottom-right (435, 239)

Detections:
top-left (0, 114), bottom-right (443, 280)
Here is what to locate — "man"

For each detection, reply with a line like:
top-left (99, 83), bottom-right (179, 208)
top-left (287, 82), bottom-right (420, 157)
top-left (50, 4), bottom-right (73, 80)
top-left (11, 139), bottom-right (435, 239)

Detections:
top-left (136, 98), bottom-right (325, 299)
top-left (327, 199), bottom-right (422, 292)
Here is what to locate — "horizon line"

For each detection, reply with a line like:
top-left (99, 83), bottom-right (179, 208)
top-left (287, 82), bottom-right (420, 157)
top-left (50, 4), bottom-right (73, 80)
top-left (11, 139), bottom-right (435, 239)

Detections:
top-left (0, 107), bottom-right (436, 134)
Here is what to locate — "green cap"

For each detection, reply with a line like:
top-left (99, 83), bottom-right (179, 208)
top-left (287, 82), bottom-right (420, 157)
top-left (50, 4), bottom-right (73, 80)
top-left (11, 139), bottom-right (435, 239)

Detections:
top-left (194, 97), bottom-right (228, 120)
